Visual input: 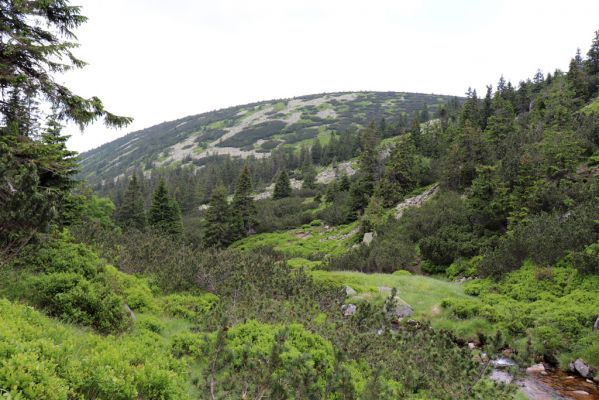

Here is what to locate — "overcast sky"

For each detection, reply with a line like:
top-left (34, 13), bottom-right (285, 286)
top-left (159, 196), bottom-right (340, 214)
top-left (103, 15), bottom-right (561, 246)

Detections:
top-left (63, 0), bottom-right (599, 152)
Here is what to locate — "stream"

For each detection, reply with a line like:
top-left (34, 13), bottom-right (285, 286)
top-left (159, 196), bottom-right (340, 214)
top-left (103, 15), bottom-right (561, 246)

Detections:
top-left (490, 358), bottom-right (599, 399)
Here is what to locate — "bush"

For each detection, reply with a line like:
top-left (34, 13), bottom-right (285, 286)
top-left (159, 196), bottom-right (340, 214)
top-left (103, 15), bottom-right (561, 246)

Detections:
top-left (0, 299), bottom-right (187, 400)
top-left (162, 292), bottom-right (219, 321)
top-left (28, 272), bottom-right (128, 334)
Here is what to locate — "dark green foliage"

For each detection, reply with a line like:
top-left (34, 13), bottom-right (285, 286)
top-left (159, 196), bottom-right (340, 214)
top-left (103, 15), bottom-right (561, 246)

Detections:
top-left (231, 166), bottom-right (257, 235)
top-left (256, 196), bottom-right (320, 232)
top-left (116, 175), bottom-right (146, 230)
top-left (0, 0), bottom-right (130, 257)
top-left (479, 203), bottom-right (599, 277)
top-left (203, 185), bottom-right (234, 248)
top-left (0, 127), bottom-right (79, 256)
top-left (441, 124), bottom-right (489, 191)
top-left (376, 137), bottom-right (418, 207)
top-left (148, 180), bottom-right (183, 237)
top-left (273, 169), bottom-right (292, 199)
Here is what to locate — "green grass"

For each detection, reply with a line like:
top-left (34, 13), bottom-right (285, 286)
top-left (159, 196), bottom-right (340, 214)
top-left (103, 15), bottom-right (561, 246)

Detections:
top-left (309, 270), bottom-right (495, 340)
top-left (310, 270), bottom-right (470, 315)
top-left (233, 222), bottom-right (359, 259)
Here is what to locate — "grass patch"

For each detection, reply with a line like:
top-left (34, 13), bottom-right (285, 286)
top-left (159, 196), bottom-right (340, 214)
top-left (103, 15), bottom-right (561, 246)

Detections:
top-left (233, 222), bottom-right (359, 259)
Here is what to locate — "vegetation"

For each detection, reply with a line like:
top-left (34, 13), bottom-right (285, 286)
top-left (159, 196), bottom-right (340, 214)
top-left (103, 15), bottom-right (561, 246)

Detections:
top-left (2, 2), bottom-right (599, 398)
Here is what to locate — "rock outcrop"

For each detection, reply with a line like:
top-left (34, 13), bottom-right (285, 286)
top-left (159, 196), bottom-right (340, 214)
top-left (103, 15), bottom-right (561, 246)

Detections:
top-left (395, 184), bottom-right (439, 220)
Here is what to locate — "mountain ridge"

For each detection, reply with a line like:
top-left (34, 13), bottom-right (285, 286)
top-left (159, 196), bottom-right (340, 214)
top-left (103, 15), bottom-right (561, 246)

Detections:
top-left (79, 90), bottom-right (460, 186)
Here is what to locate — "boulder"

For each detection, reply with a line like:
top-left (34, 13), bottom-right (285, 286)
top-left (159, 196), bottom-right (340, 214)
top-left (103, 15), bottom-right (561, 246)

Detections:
top-left (571, 358), bottom-right (595, 379)
top-left (526, 363), bottom-right (545, 374)
top-left (341, 304), bottom-right (357, 317)
top-left (362, 232), bottom-right (375, 246)
top-left (345, 286), bottom-right (357, 296)
top-left (594, 316), bottom-right (599, 330)
top-left (392, 304), bottom-right (413, 319)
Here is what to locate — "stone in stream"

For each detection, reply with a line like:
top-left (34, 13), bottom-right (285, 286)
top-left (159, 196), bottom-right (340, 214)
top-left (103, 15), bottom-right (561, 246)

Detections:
top-left (526, 363), bottom-right (545, 374)
top-left (570, 358), bottom-right (595, 379)
top-left (570, 390), bottom-right (590, 396)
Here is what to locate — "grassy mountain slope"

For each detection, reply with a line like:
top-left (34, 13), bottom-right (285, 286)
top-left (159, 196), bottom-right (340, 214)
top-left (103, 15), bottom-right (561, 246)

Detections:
top-left (79, 91), bottom-right (456, 186)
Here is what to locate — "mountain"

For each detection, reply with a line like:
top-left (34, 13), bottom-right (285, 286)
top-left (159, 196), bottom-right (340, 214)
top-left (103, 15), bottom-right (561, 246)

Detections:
top-left (79, 91), bottom-right (458, 186)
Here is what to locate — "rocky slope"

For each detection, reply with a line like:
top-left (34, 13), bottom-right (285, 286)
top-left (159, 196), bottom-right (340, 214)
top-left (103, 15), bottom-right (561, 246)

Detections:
top-left (79, 91), bottom-right (457, 186)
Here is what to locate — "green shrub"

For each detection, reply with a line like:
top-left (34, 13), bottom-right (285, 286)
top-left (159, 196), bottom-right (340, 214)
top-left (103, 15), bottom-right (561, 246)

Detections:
top-left (136, 315), bottom-right (166, 334)
top-left (162, 292), bottom-right (219, 321)
top-left (28, 272), bottom-right (128, 334)
top-left (0, 299), bottom-right (187, 400)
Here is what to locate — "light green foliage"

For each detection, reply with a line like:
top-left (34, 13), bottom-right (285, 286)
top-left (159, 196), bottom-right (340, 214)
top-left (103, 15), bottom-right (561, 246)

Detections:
top-left (442, 262), bottom-right (599, 366)
top-left (223, 320), bottom-right (336, 398)
top-left (81, 195), bottom-right (116, 227)
top-left (581, 97), bottom-right (599, 114)
top-left (234, 222), bottom-right (358, 258)
top-left (287, 257), bottom-right (324, 269)
top-left (13, 232), bottom-right (128, 333)
top-left (0, 299), bottom-right (187, 400)
top-left (105, 265), bottom-right (158, 312)
top-left (162, 293), bottom-right (219, 321)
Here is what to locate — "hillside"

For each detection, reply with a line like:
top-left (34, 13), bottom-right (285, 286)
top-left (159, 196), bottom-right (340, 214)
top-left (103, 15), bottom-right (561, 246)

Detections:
top-left (79, 91), bottom-right (457, 186)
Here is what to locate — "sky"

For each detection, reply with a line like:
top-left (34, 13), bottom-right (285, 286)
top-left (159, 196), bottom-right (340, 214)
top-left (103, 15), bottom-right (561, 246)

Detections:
top-left (63, 0), bottom-right (599, 152)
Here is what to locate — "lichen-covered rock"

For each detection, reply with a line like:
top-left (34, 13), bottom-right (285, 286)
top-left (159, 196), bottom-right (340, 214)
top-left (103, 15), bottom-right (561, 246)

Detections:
top-left (341, 304), bottom-right (357, 317)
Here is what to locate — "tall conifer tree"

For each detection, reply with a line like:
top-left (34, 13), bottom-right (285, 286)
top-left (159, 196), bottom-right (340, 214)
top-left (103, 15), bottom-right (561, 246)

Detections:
top-left (273, 170), bottom-right (292, 199)
top-left (116, 175), bottom-right (146, 230)
top-left (148, 180), bottom-right (183, 237)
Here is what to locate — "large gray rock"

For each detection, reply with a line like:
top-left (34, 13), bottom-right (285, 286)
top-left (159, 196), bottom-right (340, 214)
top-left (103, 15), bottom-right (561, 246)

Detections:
top-left (362, 232), bottom-right (375, 246)
top-left (345, 286), bottom-right (357, 296)
top-left (392, 304), bottom-right (413, 319)
top-left (341, 304), bottom-right (357, 317)
top-left (571, 358), bottom-right (595, 379)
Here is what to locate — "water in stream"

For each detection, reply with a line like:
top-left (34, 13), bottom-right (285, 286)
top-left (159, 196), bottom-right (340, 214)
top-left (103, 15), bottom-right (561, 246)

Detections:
top-left (489, 358), bottom-right (599, 399)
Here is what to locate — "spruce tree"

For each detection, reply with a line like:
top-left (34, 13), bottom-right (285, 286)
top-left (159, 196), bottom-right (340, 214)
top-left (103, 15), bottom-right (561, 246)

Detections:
top-left (232, 166), bottom-right (256, 235)
top-left (273, 170), bottom-right (292, 199)
top-left (0, 1), bottom-right (131, 254)
top-left (204, 185), bottom-right (232, 248)
top-left (311, 139), bottom-right (323, 165)
top-left (148, 180), bottom-right (183, 237)
top-left (376, 138), bottom-right (417, 207)
top-left (116, 175), bottom-right (146, 230)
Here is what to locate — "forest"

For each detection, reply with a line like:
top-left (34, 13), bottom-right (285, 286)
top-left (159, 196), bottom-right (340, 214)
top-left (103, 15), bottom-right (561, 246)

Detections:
top-left (1, 1), bottom-right (599, 399)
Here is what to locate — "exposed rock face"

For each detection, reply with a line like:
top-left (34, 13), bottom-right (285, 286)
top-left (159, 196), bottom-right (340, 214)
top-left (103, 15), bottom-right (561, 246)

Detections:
top-left (341, 304), bottom-right (357, 317)
top-left (392, 304), bottom-right (413, 319)
top-left (570, 359), bottom-right (595, 379)
top-left (362, 232), bottom-right (375, 246)
top-left (395, 184), bottom-right (439, 220)
top-left (316, 161), bottom-right (356, 184)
